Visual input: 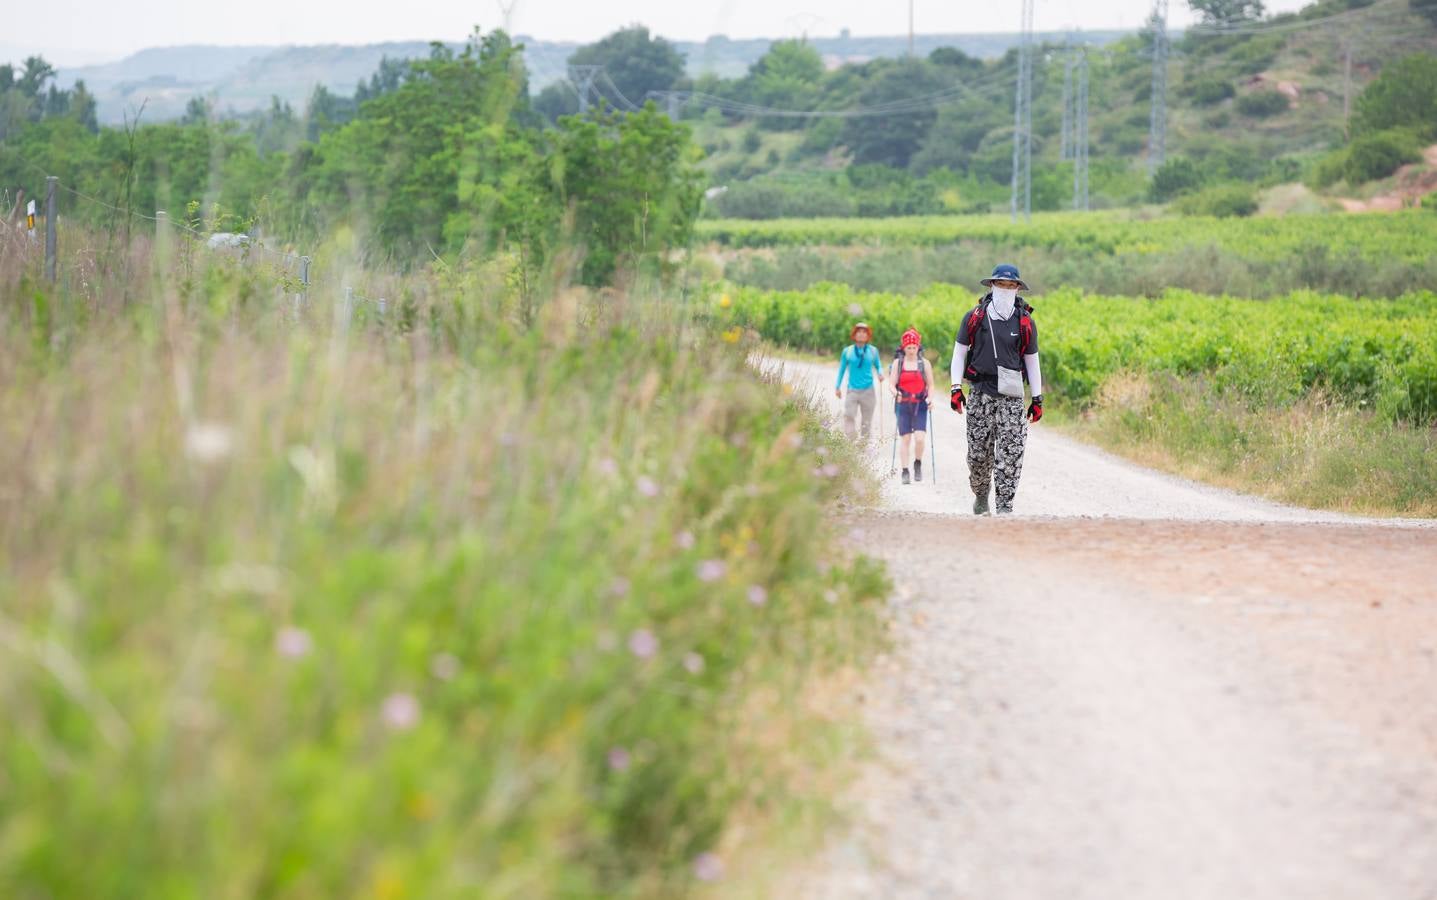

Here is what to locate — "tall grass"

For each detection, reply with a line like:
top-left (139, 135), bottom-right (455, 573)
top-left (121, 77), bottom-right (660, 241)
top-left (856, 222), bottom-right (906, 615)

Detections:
top-left (0, 226), bottom-right (885, 896)
top-left (1063, 373), bottom-right (1437, 517)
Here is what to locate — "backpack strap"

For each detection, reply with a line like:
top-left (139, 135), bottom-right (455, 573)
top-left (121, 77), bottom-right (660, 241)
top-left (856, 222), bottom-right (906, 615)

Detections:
top-left (962, 303), bottom-right (986, 379)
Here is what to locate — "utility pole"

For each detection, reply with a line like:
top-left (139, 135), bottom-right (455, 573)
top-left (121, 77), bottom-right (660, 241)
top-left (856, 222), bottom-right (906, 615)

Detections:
top-left (1060, 54), bottom-right (1075, 161)
top-left (909, 0), bottom-right (915, 57)
top-left (647, 90), bottom-right (691, 120)
top-left (44, 176), bottom-right (57, 283)
top-left (567, 65), bottom-right (601, 113)
top-left (495, 0), bottom-right (517, 32)
top-left (1010, 0), bottom-right (1034, 223)
top-left (1148, 0), bottom-right (1170, 176)
top-left (1074, 51), bottom-right (1090, 211)
top-left (1342, 38), bottom-right (1353, 138)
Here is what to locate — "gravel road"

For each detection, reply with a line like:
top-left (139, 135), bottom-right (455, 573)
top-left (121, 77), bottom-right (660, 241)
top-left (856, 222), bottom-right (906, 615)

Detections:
top-left (775, 358), bottom-right (1437, 900)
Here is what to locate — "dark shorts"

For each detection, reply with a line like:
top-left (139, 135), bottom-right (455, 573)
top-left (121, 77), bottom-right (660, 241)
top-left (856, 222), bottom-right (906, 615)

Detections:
top-left (896, 401), bottom-right (928, 435)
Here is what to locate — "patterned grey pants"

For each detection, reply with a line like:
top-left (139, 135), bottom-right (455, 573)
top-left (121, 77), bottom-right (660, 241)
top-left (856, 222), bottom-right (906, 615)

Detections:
top-left (967, 391), bottom-right (1029, 513)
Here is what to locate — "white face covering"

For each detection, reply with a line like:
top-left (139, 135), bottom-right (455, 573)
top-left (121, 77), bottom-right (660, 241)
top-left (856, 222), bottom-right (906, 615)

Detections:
top-left (990, 287), bottom-right (1018, 319)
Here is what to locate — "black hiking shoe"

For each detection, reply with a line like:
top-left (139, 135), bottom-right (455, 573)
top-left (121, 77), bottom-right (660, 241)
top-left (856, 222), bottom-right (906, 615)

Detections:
top-left (901, 468), bottom-right (911, 485)
top-left (913, 459), bottom-right (923, 482)
top-left (973, 493), bottom-right (989, 515)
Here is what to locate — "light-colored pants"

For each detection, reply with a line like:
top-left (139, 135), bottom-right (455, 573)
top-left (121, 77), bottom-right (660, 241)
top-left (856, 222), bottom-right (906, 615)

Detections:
top-left (842, 387), bottom-right (878, 439)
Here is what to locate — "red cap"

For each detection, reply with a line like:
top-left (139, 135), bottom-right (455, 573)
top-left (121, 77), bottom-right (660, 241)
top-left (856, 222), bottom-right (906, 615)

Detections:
top-left (901, 328), bottom-right (922, 348)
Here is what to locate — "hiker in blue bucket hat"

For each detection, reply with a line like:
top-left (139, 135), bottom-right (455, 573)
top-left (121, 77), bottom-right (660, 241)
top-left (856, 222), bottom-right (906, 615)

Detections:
top-left (948, 264), bottom-right (1044, 515)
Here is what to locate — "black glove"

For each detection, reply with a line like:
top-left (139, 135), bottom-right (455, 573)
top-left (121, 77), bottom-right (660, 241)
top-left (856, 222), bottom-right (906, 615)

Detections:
top-left (949, 385), bottom-right (965, 413)
top-left (1027, 395), bottom-right (1044, 423)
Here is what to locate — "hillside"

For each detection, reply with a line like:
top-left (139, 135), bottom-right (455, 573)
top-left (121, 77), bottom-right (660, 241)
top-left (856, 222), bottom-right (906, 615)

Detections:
top-left (690, 0), bottom-right (1437, 215)
top-left (46, 29), bottom-right (1131, 124)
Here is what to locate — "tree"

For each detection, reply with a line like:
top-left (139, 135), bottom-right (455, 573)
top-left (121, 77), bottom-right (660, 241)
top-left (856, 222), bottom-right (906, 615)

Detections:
top-left (567, 26), bottom-right (685, 108)
top-left (534, 81), bottom-right (579, 123)
top-left (69, 80), bottom-right (99, 132)
top-left (839, 60), bottom-right (948, 168)
top-left (928, 47), bottom-right (985, 74)
top-left (1186, 0), bottom-right (1266, 25)
top-left (305, 30), bottom-right (540, 261)
top-left (1354, 53), bottom-right (1437, 136)
top-left (304, 85), bottom-right (357, 140)
top-left (743, 39), bottom-right (824, 129)
top-left (911, 94), bottom-right (1008, 174)
top-left (180, 96), bottom-right (212, 126)
top-left (549, 106), bottom-right (702, 285)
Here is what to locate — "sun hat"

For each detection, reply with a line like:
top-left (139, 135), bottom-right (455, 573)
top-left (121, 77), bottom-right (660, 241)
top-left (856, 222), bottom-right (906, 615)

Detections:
top-left (901, 328), bottom-right (922, 348)
top-left (980, 263), bottom-right (1030, 291)
top-left (850, 321), bottom-right (872, 341)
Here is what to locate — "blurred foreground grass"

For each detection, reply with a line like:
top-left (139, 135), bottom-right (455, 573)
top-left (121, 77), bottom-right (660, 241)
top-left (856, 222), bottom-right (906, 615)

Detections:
top-left (0, 228), bottom-right (886, 897)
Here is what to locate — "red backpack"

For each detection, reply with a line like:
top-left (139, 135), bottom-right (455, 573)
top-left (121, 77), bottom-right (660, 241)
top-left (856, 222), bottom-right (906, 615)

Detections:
top-left (961, 298), bottom-right (1035, 380)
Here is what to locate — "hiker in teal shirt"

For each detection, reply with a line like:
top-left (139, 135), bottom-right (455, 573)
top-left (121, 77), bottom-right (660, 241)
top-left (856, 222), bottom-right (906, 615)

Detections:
top-left (835, 321), bottom-right (885, 440)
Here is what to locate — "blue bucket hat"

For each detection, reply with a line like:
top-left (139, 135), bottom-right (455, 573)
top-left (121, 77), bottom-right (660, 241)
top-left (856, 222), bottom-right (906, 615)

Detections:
top-left (980, 263), bottom-right (1030, 291)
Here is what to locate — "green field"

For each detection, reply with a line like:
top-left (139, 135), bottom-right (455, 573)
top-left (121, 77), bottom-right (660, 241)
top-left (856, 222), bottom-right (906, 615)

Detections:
top-left (699, 211), bottom-right (1437, 261)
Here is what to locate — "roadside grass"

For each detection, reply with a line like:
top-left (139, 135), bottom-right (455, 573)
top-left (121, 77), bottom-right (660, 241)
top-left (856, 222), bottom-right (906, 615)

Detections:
top-left (0, 228), bottom-right (887, 896)
top-left (1056, 373), bottom-right (1437, 517)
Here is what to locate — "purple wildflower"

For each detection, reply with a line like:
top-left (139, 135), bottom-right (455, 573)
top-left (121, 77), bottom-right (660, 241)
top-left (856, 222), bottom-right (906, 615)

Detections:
top-left (693, 852), bottom-right (724, 882)
top-left (747, 585), bottom-right (768, 607)
top-left (608, 747), bottom-right (631, 771)
top-left (697, 559), bottom-right (727, 582)
top-left (274, 626), bottom-right (311, 659)
top-left (628, 628), bottom-right (659, 660)
top-left (381, 692), bottom-right (421, 731)
top-left (684, 652), bottom-right (705, 674)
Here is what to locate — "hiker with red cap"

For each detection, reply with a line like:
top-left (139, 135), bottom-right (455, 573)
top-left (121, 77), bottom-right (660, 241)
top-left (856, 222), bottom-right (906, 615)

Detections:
top-left (889, 327), bottom-right (933, 485)
top-left (835, 321), bottom-right (885, 440)
top-left (949, 264), bottom-right (1044, 514)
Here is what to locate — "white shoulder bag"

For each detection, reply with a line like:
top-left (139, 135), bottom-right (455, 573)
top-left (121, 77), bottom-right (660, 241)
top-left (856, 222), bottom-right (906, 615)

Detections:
top-left (988, 304), bottom-right (1026, 399)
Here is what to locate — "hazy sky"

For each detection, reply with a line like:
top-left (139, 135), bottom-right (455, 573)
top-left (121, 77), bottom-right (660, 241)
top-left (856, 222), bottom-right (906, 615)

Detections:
top-left (12, 0), bottom-right (1315, 66)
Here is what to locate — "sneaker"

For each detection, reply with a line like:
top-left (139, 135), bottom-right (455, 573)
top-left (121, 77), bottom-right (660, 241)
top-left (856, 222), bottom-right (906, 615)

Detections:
top-left (913, 459), bottom-right (923, 482)
top-left (901, 468), bottom-right (911, 485)
top-left (996, 507), bottom-right (1014, 515)
top-left (973, 493), bottom-right (989, 515)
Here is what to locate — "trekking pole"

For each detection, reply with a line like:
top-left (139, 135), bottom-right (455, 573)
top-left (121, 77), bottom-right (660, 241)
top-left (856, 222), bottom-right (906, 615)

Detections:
top-left (929, 400), bottom-right (938, 484)
top-left (889, 400), bottom-right (898, 476)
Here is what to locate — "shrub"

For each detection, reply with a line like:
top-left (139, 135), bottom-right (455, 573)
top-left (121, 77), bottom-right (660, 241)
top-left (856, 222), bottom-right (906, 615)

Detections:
top-left (1187, 77), bottom-right (1237, 106)
top-left (1150, 157), bottom-right (1207, 202)
top-left (1236, 89), bottom-right (1290, 118)
top-left (1227, 34), bottom-right (1284, 75)
top-left (742, 127), bottom-right (762, 153)
top-left (1353, 53), bottom-right (1437, 137)
top-left (1343, 128), bottom-right (1423, 183)
top-left (1173, 183), bottom-right (1259, 217)
top-left (1308, 149), bottom-right (1350, 188)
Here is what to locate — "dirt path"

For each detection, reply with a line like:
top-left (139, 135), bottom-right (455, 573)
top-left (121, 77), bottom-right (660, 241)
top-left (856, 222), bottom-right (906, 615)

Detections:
top-left (776, 359), bottom-right (1437, 899)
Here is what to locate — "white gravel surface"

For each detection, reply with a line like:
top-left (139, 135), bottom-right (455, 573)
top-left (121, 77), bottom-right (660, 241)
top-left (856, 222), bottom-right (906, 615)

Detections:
top-left (773, 356), bottom-right (1437, 900)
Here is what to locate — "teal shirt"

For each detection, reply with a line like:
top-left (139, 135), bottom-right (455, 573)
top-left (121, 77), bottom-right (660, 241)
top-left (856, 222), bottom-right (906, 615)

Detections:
top-left (837, 344), bottom-right (883, 390)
